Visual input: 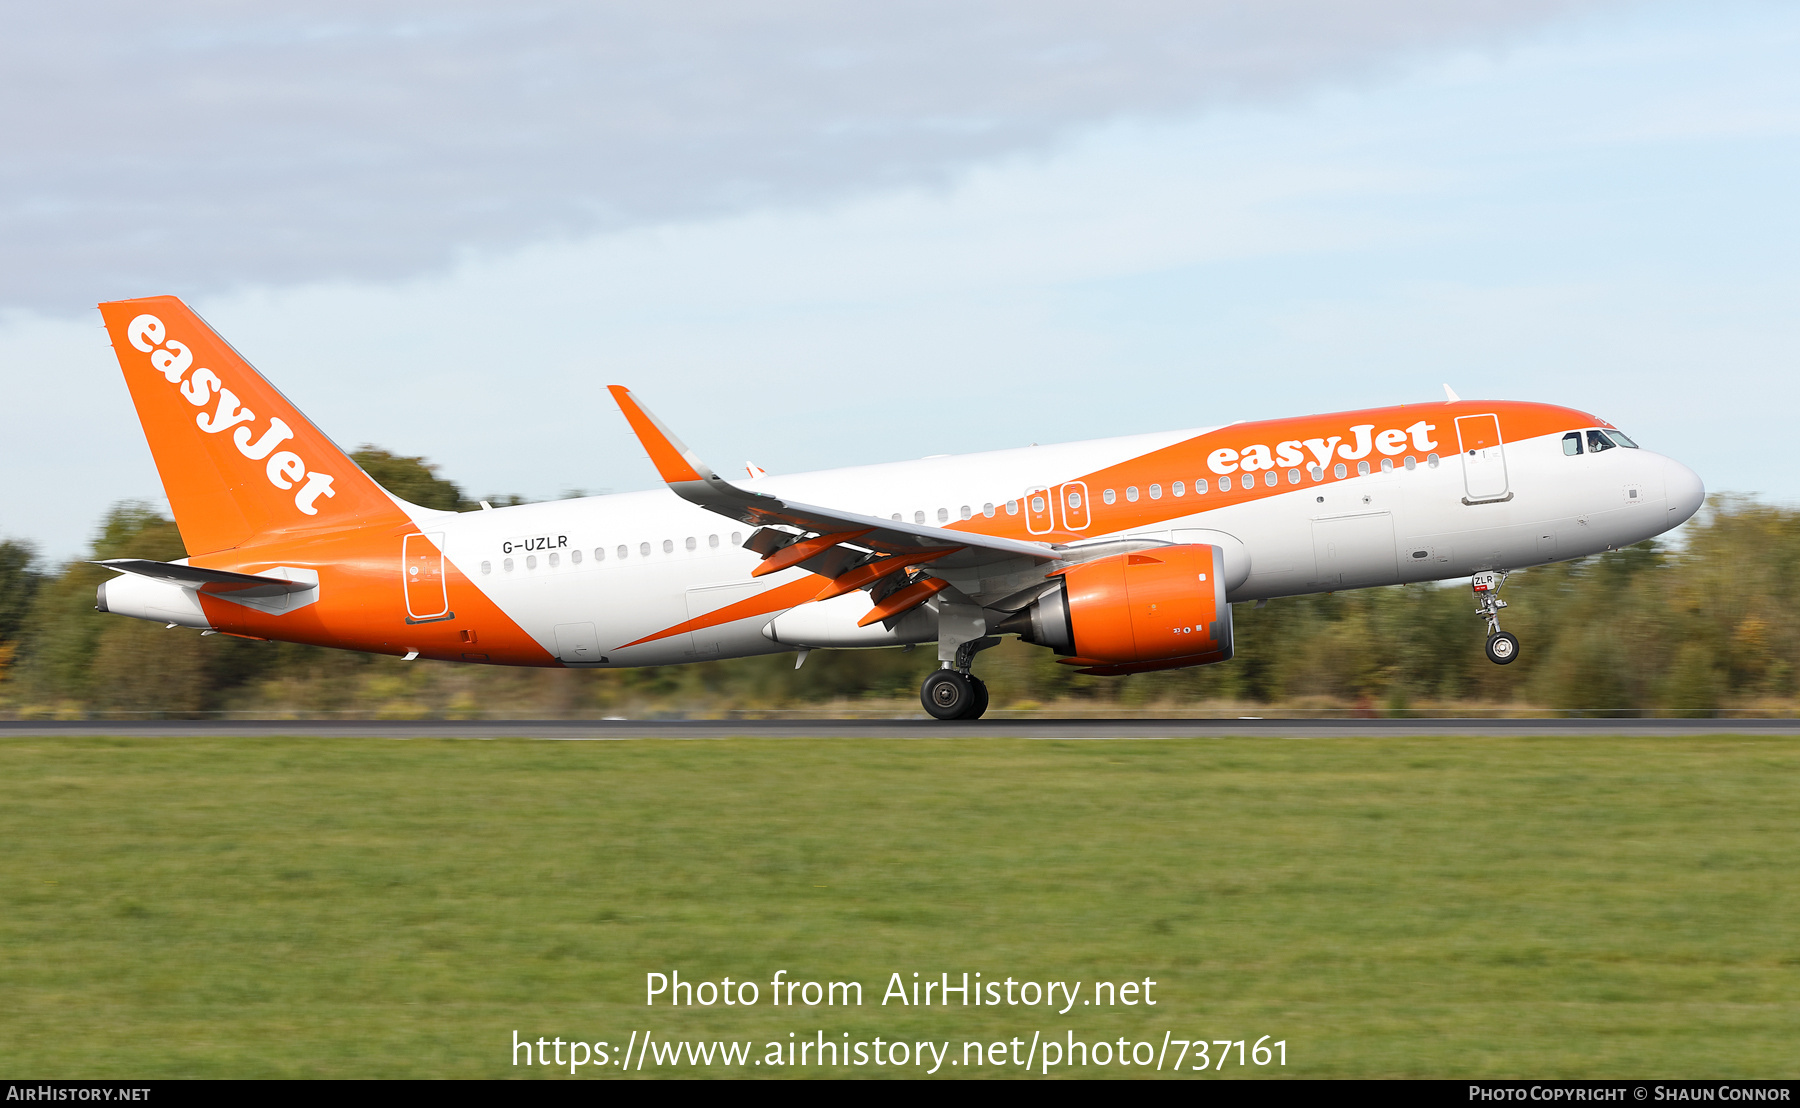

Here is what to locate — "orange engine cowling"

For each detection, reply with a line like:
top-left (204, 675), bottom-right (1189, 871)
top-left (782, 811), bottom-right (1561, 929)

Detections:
top-left (1010, 544), bottom-right (1234, 676)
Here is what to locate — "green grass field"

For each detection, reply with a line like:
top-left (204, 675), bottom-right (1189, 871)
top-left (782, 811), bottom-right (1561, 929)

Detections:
top-left (2, 734), bottom-right (1796, 1078)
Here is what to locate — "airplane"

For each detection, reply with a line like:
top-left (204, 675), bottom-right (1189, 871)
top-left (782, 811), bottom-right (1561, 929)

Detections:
top-left (91, 295), bottom-right (1706, 720)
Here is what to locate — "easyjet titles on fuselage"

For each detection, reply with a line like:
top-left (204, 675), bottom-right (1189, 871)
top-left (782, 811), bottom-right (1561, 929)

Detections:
top-left (1207, 421), bottom-right (1440, 476)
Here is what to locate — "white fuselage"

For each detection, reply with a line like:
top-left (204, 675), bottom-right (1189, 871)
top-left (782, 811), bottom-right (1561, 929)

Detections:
top-left (403, 424), bottom-right (1701, 667)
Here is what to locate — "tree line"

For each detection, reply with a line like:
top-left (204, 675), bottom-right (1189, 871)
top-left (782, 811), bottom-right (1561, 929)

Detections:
top-left (0, 449), bottom-right (1785, 717)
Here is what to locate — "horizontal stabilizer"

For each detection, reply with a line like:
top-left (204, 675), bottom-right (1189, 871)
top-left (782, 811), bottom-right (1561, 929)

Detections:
top-left (95, 559), bottom-right (317, 600)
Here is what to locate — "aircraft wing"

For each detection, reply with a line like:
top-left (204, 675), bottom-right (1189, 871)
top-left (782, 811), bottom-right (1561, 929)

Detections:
top-left (95, 559), bottom-right (318, 599)
top-left (607, 386), bottom-right (1059, 571)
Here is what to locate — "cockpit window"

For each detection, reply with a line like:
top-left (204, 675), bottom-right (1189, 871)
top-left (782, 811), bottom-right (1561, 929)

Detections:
top-left (1562, 432), bottom-right (1583, 456)
top-left (1605, 430), bottom-right (1639, 449)
top-left (1586, 429), bottom-right (1616, 453)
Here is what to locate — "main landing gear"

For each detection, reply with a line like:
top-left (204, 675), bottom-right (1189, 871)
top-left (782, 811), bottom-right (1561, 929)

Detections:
top-left (920, 634), bottom-right (999, 720)
top-left (1472, 570), bottom-right (1519, 665)
top-left (922, 670), bottom-right (988, 720)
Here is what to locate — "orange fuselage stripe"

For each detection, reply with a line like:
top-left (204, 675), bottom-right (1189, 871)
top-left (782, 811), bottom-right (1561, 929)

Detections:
top-left (614, 576), bottom-right (824, 650)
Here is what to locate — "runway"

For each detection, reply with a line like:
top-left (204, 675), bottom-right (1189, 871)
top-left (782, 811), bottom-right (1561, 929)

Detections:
top-left (4, 717), bottom-right (1799, 739)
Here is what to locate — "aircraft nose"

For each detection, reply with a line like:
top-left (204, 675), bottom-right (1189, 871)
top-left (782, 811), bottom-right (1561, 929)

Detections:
top-left (1663, 457), bottom-right (1705, 526)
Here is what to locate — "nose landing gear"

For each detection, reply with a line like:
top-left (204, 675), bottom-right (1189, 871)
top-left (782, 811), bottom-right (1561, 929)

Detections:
top-left (1473, 570), bottom-right (1519, 665)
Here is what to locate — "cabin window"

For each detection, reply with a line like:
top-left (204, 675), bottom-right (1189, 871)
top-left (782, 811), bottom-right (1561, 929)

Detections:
top-left (709, 534), bottom-right (720, 548)
top-left (915, 511), bottom-right (926, 524)
top-left (594, 547), bottom-right (605, 562)
top-left (1126, 486), bottom-right (1140, 502)
top-left (639, 542), bottom-right (651, 557)
top-left (1195, 478), bottom-right (1209, 494)
top-left (662, 539), bottom-right (674, 554)
top-left (1380, 458), bottom-right (1393, 473)
top-left (1404, 456), bottom-right (1416, 470)
top-left (503, 557), bottom-right (514, 572)
top-left (526, 555), bottom-right (537, 570)
top-left (960, 505), bottom-right (972, 520)
top-left (1265, 471), bottom-right (1278, 487)
top-left (1309, 465), bottom-right (1323, 481)
top-left (1586, 429), bottom-right (1616, 454)
top-left (938, 508), bottom-right (949, 523)
top-left (1103, 488), bottom-right (1116, 505)
top-left (1172, 481), bottom-right (1185, 497)
top-left (1358, 461), bottom-right (1371, 476)
top-left (1030, 495), bottom-right (1045, 514)
top-left (1563, 432), bottom-right (1583, 456)
top-left (731, 532), bottom-right (742, 545)
top-left (1148, 483), bottom-right (1162, 500)
top-left (570, 549), bottom-right (582, 565)
top-left (1219, 475), bottom-right (1233, 491)
top-left (983, 502), bottom-right (996, 517)
top-left (1426, 453), bottom-right (1439, 468)
top-left (1067, 490), bottom-right (1082, 509)
top-left (684, 537), bottom-right (696, 551)
top-left (1334, 463), bottom-right (1347, 479)
top-left (617, 545), bottom-right (628, 560)
top-left (548, 552), bottom-right (560, 567)
top-left (480, 560), bottom-right (492, 575)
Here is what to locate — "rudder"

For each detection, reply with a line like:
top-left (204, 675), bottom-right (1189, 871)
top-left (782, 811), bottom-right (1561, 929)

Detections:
top-left (99, 295), bottom-right (403, 556)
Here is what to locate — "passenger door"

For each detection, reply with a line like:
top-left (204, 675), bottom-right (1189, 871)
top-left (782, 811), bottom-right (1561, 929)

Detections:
top-left (1455, 414), bottom-right (1510, 502)
top-left (402, 532), bottom-right (451, 622)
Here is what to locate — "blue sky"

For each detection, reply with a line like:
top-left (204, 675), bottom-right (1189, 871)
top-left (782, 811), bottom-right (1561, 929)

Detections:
top-left (3, 0), bottom-right (1796, 560)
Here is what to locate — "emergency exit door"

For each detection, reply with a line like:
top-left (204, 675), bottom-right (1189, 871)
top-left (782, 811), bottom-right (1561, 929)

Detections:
top-left (403, 532), bottom-right (451, 622)
top-left (1059, 481), bottom-right (1090, 531)
top-left (1024, 486), bottom-right (1054, 534)
top-left (1455, 414), bottom-right (1510, 502)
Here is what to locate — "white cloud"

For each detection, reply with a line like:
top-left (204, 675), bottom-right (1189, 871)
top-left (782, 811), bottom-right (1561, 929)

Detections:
top-left (1, 0), bottom-right (1609, 313)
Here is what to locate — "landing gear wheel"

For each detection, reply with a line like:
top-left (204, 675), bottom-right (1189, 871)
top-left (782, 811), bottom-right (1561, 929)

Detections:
top-left (965, 677), bottom-right (990, 721)
top-left (922, 670), bottom-right (976, 720)
top-left (1486, 631), bottom-right (1520, 666)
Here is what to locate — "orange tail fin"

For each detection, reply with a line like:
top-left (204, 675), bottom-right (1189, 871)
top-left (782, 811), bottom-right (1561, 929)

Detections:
top-left (99, 295), bottom-right (403, 556)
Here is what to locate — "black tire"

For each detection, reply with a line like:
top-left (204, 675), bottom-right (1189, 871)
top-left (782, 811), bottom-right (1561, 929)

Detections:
top-left (922, 670), bottom-right (975, 720)
top-left (964, 677), bottom-right (990, 720)
top-left (1486, 631), bottom-right (1520, 665)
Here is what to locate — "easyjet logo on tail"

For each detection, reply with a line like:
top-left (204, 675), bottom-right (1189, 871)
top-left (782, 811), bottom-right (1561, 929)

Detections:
top-left (126, 314), bottom-right (338, 516)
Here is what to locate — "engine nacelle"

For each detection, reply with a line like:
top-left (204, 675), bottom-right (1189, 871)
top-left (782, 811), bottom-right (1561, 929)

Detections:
top-left (1006, 544), bottom-right (1233, 675)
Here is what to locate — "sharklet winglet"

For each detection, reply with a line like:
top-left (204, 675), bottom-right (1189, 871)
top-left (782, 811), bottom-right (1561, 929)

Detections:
top-left (606, 385), bottom-right (715, 484)
top-left (607, 385), bottom-right (1059, 567)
